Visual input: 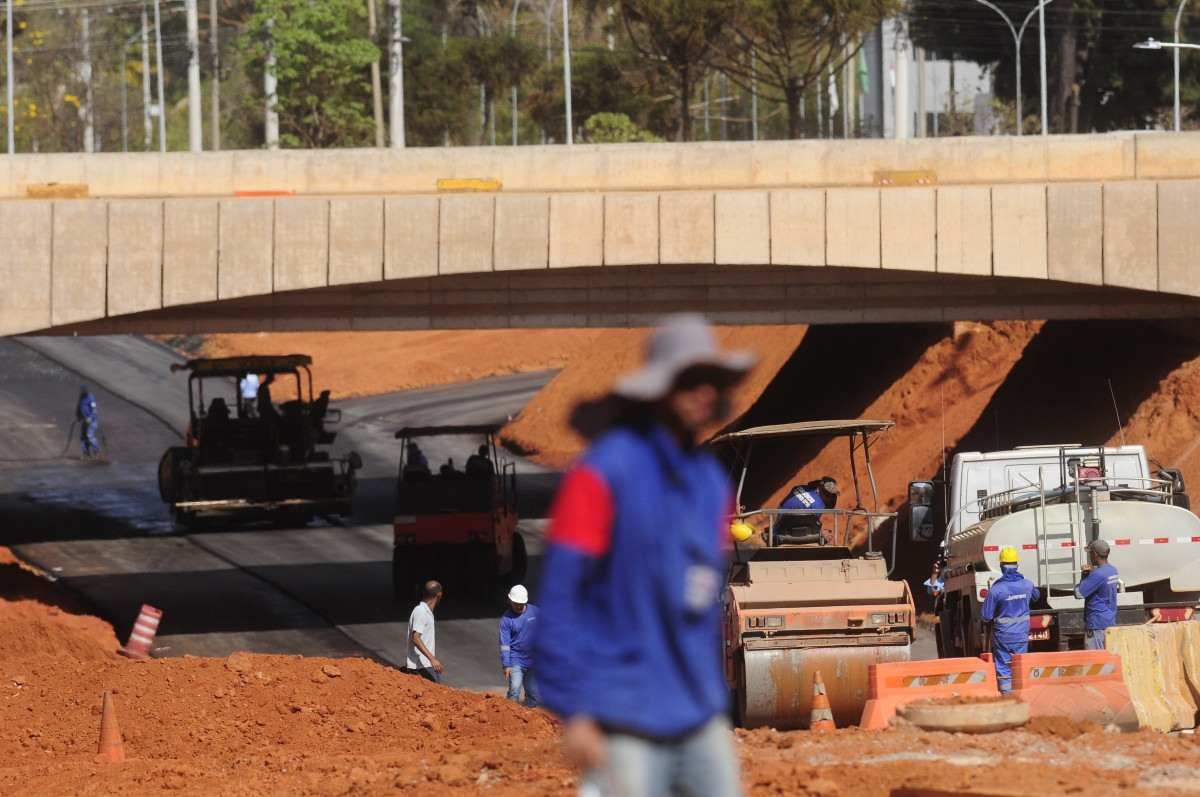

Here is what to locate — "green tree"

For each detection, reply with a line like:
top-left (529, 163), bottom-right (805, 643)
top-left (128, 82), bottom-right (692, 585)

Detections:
top-left (583, 111), bottom-right (662, 141)
top-left (527, 45), bottom-right (652, 139)
top-left (717, 0), bottom-right (896, 139)
top-left (239, 0), bottom-right (379, 148)
top-left (617, 0), bottom-right (735, 140)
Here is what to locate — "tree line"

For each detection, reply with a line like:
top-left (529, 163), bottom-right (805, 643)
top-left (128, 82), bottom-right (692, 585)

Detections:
top-left (0, 0), bottom-right (1194, 152)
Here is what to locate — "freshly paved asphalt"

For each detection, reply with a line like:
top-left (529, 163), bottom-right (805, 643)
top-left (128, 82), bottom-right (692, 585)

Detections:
top-left (2, 336), bottom-right (558, 690)
top-left (0, 334), bottom-right (933, 694)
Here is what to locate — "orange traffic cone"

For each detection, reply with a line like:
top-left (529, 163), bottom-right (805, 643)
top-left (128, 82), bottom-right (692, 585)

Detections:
top-left (809, 671), bottom-right (835, 732)
top-left (96, 691), bottom-right (125, 764)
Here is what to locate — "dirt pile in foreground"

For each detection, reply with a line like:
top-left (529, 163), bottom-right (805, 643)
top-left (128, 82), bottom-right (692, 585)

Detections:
top-left (4, 547), bottom-right (1200, 795)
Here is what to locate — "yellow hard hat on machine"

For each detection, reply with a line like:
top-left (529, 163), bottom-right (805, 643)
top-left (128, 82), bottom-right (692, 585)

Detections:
top-left (999, 546), bottom-right (1019, 564)
top-left (729, 521), bottom-right (754, 543)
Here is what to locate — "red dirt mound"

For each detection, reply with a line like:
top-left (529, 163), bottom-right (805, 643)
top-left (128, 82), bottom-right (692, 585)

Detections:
top-left (501, 326), bottom-right (809, 467)
top-left (173, 329), bottom-right (614, 399)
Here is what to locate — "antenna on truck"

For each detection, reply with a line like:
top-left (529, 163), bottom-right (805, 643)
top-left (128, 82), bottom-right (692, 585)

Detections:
top-left (1107, 378), bottom-right (1127, 447)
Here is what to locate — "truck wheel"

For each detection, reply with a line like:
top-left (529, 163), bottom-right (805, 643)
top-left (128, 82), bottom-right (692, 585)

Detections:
top-left (508, 532), bottom-right (528, 586)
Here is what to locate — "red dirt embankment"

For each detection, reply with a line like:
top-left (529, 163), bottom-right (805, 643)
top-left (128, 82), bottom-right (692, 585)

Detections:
top-left (172, 330), bottom-right (613, 399)
top-left (501, 326), bottom-right (809, 467)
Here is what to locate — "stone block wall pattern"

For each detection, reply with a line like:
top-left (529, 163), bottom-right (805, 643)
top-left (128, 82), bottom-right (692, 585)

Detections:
top-left (1, 170), bottom-right (1199, 335)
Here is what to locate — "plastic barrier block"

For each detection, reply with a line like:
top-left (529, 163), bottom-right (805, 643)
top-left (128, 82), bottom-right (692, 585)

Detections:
top-left (1107, 625), bottom-right (1184, 732)
top-left (1153, 623), bottom-right (1198, 729)
top-left (1010, 650), bottom-right (1138, 731)
top-left (859, 657), bottom-right (999, 730)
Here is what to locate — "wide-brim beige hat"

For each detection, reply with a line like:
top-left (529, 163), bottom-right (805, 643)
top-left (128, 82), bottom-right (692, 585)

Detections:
top-left (613, 314), bottom-right (756, 402)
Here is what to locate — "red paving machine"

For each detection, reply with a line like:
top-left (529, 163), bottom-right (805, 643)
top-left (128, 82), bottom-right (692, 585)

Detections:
top-left (391, 425), bottom-right (525, 599)
top-left (714, 420), bottom-right (916, 729)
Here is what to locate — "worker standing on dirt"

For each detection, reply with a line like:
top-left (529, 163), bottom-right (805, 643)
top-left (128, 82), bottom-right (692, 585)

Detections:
top-left (1075, 539), bottom-right (1119, 650)
top-left (535, 314), bottom-right (754, 797)
top-left (981, 546), bottom-right (1040, 694)
top-left (405, 580), bottom-right (444, 683)
top-left (500, 584), bottom-right (539, 707)
top-left (75, 385), bottom-right (102, 458)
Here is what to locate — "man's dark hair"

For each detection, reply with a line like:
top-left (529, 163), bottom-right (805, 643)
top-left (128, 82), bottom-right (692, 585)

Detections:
top-left (478, 444), bottom-right (488, 456)
top-left (422, 580), bottom-right (443, 599)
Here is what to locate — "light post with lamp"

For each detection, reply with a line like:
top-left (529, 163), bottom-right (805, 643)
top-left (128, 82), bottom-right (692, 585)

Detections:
top-left (971, 0), bottom-right (1055, 135)
top-left (1134, 0), bottom-right (1196, 132)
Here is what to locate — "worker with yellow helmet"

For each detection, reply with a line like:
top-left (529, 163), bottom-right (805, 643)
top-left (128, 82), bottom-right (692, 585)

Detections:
top-left (980, 545), bottom-right (1040, 694)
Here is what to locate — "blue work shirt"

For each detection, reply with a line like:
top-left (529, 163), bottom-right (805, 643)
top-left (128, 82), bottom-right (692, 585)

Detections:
top-left (76, 393), bottom-right (98, 424)
top-left (534, 423), bottom-right (731, 740)
top-left (981, 567), bottom-right (1040, 643)
top-left (499, 604), bottom-right (539, 669)
top-left (780, 486), bottom-right (826, 511)
top-left (1075, 563), bottom-right (1119, 631)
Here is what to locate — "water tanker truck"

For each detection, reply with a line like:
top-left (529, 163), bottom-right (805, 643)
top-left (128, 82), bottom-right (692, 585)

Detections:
top-left (910, 444), bottom-right (1198, 655)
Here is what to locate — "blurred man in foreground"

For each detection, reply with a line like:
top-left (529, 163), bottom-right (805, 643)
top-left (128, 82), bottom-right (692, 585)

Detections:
top-left (535, 314), bottom-right (754, 797)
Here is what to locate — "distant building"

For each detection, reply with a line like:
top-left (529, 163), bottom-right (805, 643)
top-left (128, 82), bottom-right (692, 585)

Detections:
top-left (864, 17), bottom-right (994, 139)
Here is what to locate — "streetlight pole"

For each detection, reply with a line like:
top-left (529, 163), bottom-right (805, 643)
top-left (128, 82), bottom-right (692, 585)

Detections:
top-left (5, 0), bottom-right (13, 154)
top-left (153, 0), bottom-right (167, 152)
top-left (1176, 0), bottom-right (1190, 131)
top-left (971, 0), bottom-right (1055, 136)
top-left (1038, 0), bottom-right (1048, 134)
top-left (1133, 36), bottom-right (1200, 131)
top-left (561, 0), bottom-right (572, 144)
top-left (388, 0), bottom-right (406, 148)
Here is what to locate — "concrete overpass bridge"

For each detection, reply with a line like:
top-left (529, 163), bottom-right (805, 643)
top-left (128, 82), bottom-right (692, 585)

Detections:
top-left (2, 132), bottom-right (1199, 335)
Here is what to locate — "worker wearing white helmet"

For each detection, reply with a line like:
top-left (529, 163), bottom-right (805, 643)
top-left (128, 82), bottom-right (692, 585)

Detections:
top-left (499, 584), bottom-right (540, 707)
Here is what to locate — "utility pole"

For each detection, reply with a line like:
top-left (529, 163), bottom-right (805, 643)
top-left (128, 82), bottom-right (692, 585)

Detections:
top-left (4, 0), bottom-right (13, 156)
top-left (388, 0), bottom-right (405, 147)
top-left (141, 3), bottom-right (153, 150)
top-left (971, 0), bottom-right (1054, 136)
top-left (264, 17), bottom-right (279, 149)
top-left (153, 0), bottom-right (166, 151)
top-left (561, 0), bottom-right (572, 143)
top-left (915, 46), bottom-right (926, 137)
top-left (210, 0), bottom-right (220, 150)
top-left (185, 0), bottom-right (202, 151)
top-left (80, 8), bottom-right (95, 152)
top-left (1175, 0), bottom-right (1190, 131)
top-left (893, 20), bottom-right (910, 139)
top-left (367, 0), bottom-right (384, 146)
top-left (510, 0), bottom-right (522, 145)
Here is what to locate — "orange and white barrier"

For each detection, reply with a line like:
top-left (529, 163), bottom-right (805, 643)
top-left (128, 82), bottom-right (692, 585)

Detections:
top-left (859, 657), bottom-right (999, 730)
top-left (120, 604), bottom-right (163, 660)
top-left (1010, 650), bottom-right (1138, 731)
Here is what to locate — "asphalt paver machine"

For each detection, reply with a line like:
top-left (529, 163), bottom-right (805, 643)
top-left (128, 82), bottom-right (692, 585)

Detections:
top-left (713, 420), bottom-right (916, 729)
top-left (158, 355), bottom-right (361, 528)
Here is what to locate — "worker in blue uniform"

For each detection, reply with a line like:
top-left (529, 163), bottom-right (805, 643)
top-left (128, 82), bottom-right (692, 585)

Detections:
top-left (981, 546), bottom-right (1040, 694)
top-left (76, 385), bottom-right (101, 458)
top-left (499, 584), bottom-right (539, 707)
top-left (777, 477), bottom-right (839, 537)
top-left (1075, 539), bottom-right (1120, 650)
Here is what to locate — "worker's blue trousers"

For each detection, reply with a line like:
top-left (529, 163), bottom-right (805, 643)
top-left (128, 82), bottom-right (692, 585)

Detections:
top-left (81, 421), bottom-right (101, 456)
top-left (992, 635), bottom-right (1028, 694)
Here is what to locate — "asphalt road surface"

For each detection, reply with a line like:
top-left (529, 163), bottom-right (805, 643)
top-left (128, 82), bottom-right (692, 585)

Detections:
top-left (1, 334), bottom-right (934, 695)
top-left (2, 336), bottom-right (559, 690)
